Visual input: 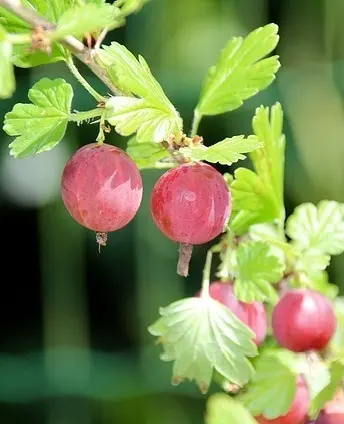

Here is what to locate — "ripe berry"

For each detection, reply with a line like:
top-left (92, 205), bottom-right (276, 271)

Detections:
top-left (150, 162), bottom-right (231, 275)
top-left (199, 281), bottom-right (267, 345)
top-left (315, 391), bottom-right (344, 424)
top-left (151, 162), bottom-right (231, 244)
top-left (61, 143), bottom-right (143, 246)
top-left (255, 376), bottom-right (310, 424)
top-left (272, 289), bottom-right (336, 352)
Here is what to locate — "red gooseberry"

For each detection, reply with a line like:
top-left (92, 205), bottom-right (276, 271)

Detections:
top-left (61, 143), bottom-right (143, 246)
top-left (150, 162), bottom-right (231, 275)
top-left (272, 289), bottom-right (336, 352)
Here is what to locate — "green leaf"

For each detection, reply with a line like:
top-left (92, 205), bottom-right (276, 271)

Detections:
top-left (54, 3), bottom-right (123, 40)
top-left (231, 168), bottom-right (280, 228)
top-left (148, 296), bottom-right (257, 393)
top-left (126, 137), bottom-right (173, 169)
top-left (286, 201), bottom-right (344, 255)
top-left (0, 0), bottom-right (69, 68)
top-left (291, 271), bottom-right (338, 300)
top-left (12, 43), bottom-right (68, 68)
top-left (116, 0), bottom-right (150, 17)
top-left (4, 78), bottom-right (73, 157)
top-left (249, 223), bottom-right (293, 261)
top-left (179, 136), bottom-right (262, 166)
top-left (234, 241), bottom-right (285, 303)
top-left (98, 42), bottom-right (182, 142)
top-left (294, 249), bottom-right (331, 279)
top-left (196, 23), bottom-right (280, 117)
top-left (0, 24), bottom-right (15, 99)
top-left (250, 103), bottom-right (285, 211)
top-left (0, 6), bottom-right (30, 32)
top-left (1, 0), bottom-right (72, 30)
top-left (105, 96), bottom-right (181, 143)
top-left (206, 394), bottom-right (258, 424)
top-left (239, 349), bottom-right (299, 419)
top-left (229, 103), bottom-right (285, 235)
top-left (331, 298), bottom-right (344, 355)
top-left (309, 359), bottom-right (344, 419)
top-left (302, 356), bottom-right (331, 402)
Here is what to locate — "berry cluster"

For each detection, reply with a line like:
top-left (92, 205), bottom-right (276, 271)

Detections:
top-left (61, 142), bottom-right (343, 424)
top-left (61, 142), bottom-right (230, 272)
top-left (204, 281), bottom-right (339, 423)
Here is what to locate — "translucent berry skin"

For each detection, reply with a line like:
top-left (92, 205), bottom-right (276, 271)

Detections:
top-left (150, 162), bottom-right (231, 244)
top-left (200, 282), bottom-right (267, 345)
top-left (315, 392), bottom-right (344, 424)
top-left (272, 289), bottom-right (336, 353)
top-left (61, 143), bottom-right (143, 232)
top-left (256, 376), bottom-right (310, 424)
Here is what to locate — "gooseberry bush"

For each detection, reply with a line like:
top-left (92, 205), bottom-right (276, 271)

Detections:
top-left (1, 0), bottom-right (344, 423)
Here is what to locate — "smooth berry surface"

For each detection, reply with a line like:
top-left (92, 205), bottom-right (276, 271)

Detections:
top-left (272, 289), bottom-right (336, 352)
top-left (255, 376), bottom-right (310, 424)
top-left (201, 282), bottom-right (267, 345)
top-left (61, 143), bottom-right (143, 232)
top-left (150, 162), bottom-right (231, 244)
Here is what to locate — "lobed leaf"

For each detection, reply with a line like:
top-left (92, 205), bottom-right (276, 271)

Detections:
top-left (148, 296), bottom-right (257, 393)
top-left (106, 96), bottom-right (180, 143)
top-left (3, 78), bottom-right (73, 157)
top-left (229, 103), bottom-right (285, 234)
top-left (286, 201), bottom-right (344, 256)
top-left (196, 23), bottom-right (280, 117)
top-left (239, 349), bottom-right (299, 419)
top-left (100, 43), bottom-right (183, 142)
top-left (234, 241), bottom-right (285, 303)
top-left (179, 136), bottom-right (262, 166)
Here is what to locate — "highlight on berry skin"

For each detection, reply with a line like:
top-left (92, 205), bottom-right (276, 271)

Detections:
top-left (272, 289), bottom-right (337, 353)
top-left (61, 143), bottom-right (143, 249)
top-left (150, 161), bottom-right (232, 276)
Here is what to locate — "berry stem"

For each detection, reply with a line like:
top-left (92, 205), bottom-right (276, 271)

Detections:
top-left (177, 243), bottom-right (193, 277)
top-left (68, 108), bottom-right (104, 123)
top-left (201, 249), bottom-right (213, 298)
top-left (190, 109), bottom-right (202, 137)
top-left (66, 56), bottom-right (104, 102)
top-left (8, 33), bottom-right (32, 44)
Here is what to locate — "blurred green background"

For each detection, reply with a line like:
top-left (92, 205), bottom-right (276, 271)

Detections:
top-left (1, 0), bottom-right (344, 422)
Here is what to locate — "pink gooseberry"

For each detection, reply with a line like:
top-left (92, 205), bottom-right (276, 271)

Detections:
top-left (61, 143), bottom-right (143, 245)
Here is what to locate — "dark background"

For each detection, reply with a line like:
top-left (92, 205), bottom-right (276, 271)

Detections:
top-left (1, 0), bottom-right (344, 422)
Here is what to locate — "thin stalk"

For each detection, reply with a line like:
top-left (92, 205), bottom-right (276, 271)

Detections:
top-left (66, 56), bottom-right (104, 102)
top-left (8, 33), bottom-right (31, 44)
top-left (68, 108), bottom-right (104, 123)
top-left (177, 243), bottom-right (193, 277)
top-left (190, 109), bottom-right (202, 137)
top-left (201, 249), bottom-right (213, 298)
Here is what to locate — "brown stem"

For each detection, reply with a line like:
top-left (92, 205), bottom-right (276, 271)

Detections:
top-left (177, 243), bottom-right (193, 277)
top-left (0, 0), bottom-right (123, 95)
top-left (96, 232), bottom-right (107, 253)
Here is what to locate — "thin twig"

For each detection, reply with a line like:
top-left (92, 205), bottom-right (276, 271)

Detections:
top-left (94, 27), bottom-right (108, 51)
top-left (66, 56), bottom-right (104, 101)
top-left (0, 0), bottom-right (123, 95)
